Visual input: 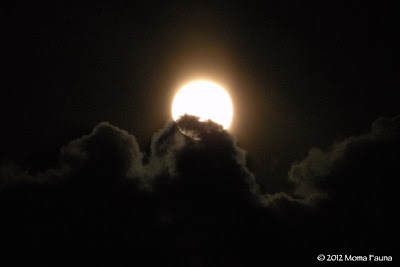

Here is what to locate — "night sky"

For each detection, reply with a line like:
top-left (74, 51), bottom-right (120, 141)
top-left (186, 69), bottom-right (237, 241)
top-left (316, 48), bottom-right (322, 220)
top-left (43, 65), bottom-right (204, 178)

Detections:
top-left (2, 1), bottom-right (398, 265)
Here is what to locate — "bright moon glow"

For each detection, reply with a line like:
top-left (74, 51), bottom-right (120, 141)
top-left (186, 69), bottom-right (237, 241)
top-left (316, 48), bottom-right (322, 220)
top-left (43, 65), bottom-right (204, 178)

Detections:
top-left (172, 80), bottom-right (233, 129)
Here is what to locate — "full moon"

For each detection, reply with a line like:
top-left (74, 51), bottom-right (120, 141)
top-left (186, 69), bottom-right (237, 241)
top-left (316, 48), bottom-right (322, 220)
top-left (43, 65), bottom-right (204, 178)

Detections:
top-left (172, 80), bottom-right (233, 129)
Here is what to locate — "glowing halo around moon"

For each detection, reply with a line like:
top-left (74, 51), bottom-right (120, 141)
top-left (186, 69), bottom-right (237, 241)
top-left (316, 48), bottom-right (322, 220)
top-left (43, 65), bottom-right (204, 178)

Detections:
top-left (172, 80), bottom-right (233, 131)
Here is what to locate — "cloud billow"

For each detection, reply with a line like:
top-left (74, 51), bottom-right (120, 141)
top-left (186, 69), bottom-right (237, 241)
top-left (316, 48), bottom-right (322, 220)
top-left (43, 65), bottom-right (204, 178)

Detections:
top-left (288, 115), bottom-right (400, 203)
top-left (60, 121), bottom-right (144, 180)
top-left (286, 115), bottom-right (399, 254)
top-left (1, 114), bottom-right (398, 265)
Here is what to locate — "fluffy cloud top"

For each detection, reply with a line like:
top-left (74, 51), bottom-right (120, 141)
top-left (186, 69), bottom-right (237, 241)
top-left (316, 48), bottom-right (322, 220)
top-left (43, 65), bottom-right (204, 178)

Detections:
top-left (1, 114), bottom-right (398, 265)
top-left (289, 115), bottom-right (400, 203)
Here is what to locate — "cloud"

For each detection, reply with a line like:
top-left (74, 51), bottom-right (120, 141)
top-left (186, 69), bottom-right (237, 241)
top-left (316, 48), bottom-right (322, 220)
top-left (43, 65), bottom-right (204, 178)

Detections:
top-left (172, 115), bottom-right (263, 204)
top-left (286, 115), bottom-right (399, 254)
top-left (0, 160), bottom-right (33, 188)
top-left (60, 121), bottom-right (144, 180)
top-left (288, 115), bottom-right (400, 204)
top-left (145, 120), bottom-right (186, 179)
top-left (1, 115), bottom-right (271, 264)
top-left (1, 114), bottom-right (398, 265)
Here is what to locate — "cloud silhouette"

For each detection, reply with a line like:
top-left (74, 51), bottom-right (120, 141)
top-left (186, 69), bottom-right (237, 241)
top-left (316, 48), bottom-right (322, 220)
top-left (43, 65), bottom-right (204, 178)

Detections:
top-left (1, 114), bottom-right (398, 265)
top-left (60, 121), bottom-right (144, 180)
top-left (289, 114), bottom-right (400, 203)
top-left (286, 115), bottom-right (399, 255)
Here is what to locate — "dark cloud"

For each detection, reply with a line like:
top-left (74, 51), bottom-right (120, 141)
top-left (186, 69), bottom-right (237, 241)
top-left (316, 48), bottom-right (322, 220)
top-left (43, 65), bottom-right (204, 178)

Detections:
top-left (60, 121), bottom-right (144, 180)
top-left (0, 160), bottom-right (33, 188)
top-left (289, 115), bottom-right (400, 203)
top-left (146, 120), bottom-right (186, 179)
top-left (286, 115), bottom-right (399, 255)
top-left (1, 115), bottom-right (398, 265)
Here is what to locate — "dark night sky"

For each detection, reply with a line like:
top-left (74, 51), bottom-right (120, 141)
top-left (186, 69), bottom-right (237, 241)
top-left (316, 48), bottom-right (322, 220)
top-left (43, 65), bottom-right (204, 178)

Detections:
top-left (1, 1), bottom-right (398, 265)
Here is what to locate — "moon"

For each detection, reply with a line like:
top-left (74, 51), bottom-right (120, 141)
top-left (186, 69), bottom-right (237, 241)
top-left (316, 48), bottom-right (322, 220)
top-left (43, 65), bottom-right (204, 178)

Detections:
top-left (172, 80), bottom-right (233, 130)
